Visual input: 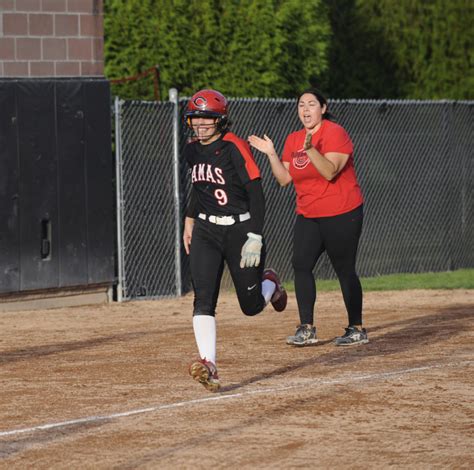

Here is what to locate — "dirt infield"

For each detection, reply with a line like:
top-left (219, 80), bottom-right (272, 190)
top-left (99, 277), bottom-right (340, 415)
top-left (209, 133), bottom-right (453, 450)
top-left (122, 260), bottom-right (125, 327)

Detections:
top-left (0, 289), bottom-right (473, 469)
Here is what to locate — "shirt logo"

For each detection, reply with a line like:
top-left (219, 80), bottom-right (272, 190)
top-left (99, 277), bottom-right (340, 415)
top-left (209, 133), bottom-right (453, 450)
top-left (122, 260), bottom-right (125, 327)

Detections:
top-left (292, 148), bottom-right (310, 170)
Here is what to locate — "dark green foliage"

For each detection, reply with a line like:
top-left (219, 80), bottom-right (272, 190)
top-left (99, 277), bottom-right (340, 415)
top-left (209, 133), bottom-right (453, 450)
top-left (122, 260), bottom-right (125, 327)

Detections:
top-left (324, 0), bottom-right (473, 99)
top-left (104, 0), bottom-right (159, 99)
top-left (104, 0), bottom-right (329, 100)
top-left (104, 0), bottom-right (473, 100)
top-left (323, 0), bottom-right (401, 98)
top-left (365, 0), bottom-right (474, 99)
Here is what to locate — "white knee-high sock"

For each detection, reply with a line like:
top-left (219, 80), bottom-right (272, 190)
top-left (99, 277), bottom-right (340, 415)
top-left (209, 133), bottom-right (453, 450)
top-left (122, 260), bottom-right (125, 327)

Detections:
top-left (262, 279), bottom-right (276, 304)
top-left (193, 315), bottom-right (217, 365)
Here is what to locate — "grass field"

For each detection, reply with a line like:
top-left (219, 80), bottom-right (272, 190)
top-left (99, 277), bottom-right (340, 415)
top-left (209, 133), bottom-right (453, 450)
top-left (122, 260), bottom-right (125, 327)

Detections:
top-left (286, 268), bottom-right (474, 292)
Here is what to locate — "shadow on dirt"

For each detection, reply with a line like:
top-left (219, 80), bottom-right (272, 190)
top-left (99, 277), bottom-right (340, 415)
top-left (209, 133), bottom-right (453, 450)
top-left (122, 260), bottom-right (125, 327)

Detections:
top-left (0, 421), bottom-right (109, 460)
top-left (219, 305), bottom-right (473, 393)
top-left (0, 332), bottom-right (150, 364)
top-left (1, 305), bottom-right (471, 461)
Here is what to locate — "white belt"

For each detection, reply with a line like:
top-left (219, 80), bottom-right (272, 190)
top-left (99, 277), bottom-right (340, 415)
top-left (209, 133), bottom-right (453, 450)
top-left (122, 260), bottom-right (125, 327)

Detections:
top-left (198, 212), bottom-right (251, 226)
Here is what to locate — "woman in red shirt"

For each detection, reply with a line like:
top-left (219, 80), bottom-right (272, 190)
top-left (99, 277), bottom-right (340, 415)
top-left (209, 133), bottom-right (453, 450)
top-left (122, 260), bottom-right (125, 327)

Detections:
top-left (248, 88), bottom-right (367, 346)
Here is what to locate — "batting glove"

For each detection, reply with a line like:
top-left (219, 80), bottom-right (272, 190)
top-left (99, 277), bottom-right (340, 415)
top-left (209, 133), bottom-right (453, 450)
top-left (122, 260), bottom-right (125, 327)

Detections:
top-left (240, 232), bottom-right (263, 268)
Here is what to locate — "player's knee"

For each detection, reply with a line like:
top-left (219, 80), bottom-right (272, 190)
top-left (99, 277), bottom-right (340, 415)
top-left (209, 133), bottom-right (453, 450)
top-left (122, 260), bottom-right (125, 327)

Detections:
top-left (241, 303), bottom-right (264, 316)
top-left (333, 263), bottom-right (357, 280)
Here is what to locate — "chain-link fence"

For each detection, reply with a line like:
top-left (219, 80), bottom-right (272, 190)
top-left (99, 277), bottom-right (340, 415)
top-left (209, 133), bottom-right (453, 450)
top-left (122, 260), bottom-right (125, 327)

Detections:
top-left (115, 99), bottom-right (180, 300)
top-left (115, 95), bottom-right (473, 300)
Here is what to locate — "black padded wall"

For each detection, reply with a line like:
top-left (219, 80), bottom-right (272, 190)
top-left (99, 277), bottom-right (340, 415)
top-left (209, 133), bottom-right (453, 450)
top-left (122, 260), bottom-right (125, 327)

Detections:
top-left (17, 81), bottom-right (60, 290)
top-left (0, 79), bottom-right (115, 294)
top-left (0, 81), bottom-right (20, 292)
top-left (56, 81), bottom-right (88, 287)
top-left (83, 80), bottom-right (115, 284)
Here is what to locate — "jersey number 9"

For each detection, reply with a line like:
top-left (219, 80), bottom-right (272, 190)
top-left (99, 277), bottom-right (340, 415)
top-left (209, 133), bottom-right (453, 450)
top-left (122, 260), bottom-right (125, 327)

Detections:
top-left (214, 189), bottom-right (228, 206)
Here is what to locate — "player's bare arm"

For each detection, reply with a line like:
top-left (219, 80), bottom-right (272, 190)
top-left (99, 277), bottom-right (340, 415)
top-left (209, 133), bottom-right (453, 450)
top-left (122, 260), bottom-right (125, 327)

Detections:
top-left (183, 216), bottom-right (195, 255)
top-left (304, 132), bottom-right (350, 181)
top-left (248, 134), bottom-right (292, 186)
top-left (183, 187), bottom-right (199, 255)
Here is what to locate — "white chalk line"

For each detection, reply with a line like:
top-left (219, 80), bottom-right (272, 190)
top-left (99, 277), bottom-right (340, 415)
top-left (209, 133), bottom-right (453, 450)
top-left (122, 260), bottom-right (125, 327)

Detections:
top-left (0, 360), bottom-right (472, 439)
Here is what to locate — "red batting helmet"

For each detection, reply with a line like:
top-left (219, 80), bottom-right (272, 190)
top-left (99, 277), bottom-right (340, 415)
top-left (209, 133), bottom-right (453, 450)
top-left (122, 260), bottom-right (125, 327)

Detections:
top-left (184, 89), bottom-right (229, 130)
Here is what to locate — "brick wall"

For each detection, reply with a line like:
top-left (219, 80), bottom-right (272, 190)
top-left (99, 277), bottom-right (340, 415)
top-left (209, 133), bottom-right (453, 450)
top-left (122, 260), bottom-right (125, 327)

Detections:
top-left (0, 0), bottom-right (104, 77)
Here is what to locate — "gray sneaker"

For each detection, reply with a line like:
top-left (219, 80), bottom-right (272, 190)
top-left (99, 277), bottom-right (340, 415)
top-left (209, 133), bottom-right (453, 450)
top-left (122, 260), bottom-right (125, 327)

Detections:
top-left (335, 326), bottom-right (369, 346)
top-left (287, 324), bottom-right (318, 347)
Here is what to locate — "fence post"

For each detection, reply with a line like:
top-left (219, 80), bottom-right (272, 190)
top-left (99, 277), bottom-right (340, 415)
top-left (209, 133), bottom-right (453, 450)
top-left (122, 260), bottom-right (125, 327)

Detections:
top-left (169, 88), bottom-right (183, 296)
top-left (114, 96), bottom-right (125, 302)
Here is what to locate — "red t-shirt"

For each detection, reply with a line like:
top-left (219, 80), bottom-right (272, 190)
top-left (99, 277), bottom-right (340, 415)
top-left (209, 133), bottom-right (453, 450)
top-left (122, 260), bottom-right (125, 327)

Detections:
top-left (282, 120), bottom-right (363, 217)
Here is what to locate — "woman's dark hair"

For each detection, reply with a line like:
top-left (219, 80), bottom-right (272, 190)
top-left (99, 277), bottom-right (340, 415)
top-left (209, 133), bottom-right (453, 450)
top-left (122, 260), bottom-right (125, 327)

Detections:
top-left (297, 88), bottom-right (336, 121)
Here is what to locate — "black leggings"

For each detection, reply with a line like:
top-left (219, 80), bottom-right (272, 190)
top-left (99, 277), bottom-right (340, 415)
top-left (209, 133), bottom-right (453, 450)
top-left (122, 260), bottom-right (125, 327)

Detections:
top-left (292, 205), bottom-right (363, 326)
top-left (190, 218), bottom-right (267, 317)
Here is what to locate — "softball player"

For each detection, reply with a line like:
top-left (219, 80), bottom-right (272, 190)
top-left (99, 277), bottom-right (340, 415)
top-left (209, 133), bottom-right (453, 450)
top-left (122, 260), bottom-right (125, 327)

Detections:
top-left (183, 89), bottom-right (287, 392)
top-left (248, 88), bottom-right (367, 347)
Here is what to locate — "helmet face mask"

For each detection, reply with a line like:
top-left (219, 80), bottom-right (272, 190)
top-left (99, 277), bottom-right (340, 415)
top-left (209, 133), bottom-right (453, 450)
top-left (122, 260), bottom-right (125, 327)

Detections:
top-left (184, 89), bottom-right (229, 131)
